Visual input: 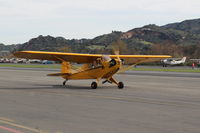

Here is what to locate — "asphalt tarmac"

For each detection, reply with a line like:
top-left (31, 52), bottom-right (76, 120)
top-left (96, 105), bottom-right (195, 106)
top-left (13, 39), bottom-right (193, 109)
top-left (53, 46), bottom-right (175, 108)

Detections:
top-left (0, 68), bottom-right (200, 133)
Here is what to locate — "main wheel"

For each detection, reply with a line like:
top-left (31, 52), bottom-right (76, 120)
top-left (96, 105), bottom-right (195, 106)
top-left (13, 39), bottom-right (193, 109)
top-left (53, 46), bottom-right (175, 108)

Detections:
top-left (91, 82), bottom-right (97, 89)
top-left (118, 82), bottom-right (124, 89)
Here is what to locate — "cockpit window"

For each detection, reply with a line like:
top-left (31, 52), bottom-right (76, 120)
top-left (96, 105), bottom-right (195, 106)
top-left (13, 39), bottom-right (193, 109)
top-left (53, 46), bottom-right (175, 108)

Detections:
top-left (89, 58), bottom-right (103, 68)
top-left (102, 55), bottom-right (111, 61)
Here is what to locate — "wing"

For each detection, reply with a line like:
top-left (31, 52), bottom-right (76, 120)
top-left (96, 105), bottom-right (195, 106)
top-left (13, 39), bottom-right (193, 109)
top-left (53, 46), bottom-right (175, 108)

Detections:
top-left (14, 51), bottom-right (102, 63)
top-left (14, 51), bottom-right (171, 64)
top-left (110, 55), bottom-right (172, 64)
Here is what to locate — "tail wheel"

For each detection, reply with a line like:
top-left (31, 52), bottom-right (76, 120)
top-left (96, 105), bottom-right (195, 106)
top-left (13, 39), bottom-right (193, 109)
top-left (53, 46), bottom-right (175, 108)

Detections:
top-left (63, 80), bottom-right (67, 86)
top-left (118, 82), bottom-right (124, 89)
top-left (91, 82), bottom-right (98, 89)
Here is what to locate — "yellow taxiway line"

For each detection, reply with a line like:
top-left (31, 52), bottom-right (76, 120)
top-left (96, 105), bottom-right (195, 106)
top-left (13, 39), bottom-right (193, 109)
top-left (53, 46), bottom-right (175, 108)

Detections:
top-left (0, 117), bottom-right (47, 133)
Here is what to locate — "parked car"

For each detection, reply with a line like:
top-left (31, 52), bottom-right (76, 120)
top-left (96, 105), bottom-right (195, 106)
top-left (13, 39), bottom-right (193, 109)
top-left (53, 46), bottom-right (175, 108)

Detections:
top-left (26, 59), bottom-right (42, 64)
top-left (42, 60), bottom-right (55, 64)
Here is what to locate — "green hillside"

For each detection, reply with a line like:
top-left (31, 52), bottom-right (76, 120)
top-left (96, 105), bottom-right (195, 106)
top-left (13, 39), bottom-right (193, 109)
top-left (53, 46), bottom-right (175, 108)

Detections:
top-left (1, 18), bottom-right (200, 58)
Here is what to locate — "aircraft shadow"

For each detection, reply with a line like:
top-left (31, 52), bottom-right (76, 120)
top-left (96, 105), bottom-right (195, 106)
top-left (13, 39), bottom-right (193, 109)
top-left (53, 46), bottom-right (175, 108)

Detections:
top-left (0, 84), bottom-right (113, 90)
top-left (52, 85), bottom-right (92, 90)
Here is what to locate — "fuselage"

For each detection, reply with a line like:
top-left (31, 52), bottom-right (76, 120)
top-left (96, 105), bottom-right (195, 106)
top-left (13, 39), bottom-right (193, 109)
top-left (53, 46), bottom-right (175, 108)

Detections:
top-left (62, 58), bottom-right (122, 80)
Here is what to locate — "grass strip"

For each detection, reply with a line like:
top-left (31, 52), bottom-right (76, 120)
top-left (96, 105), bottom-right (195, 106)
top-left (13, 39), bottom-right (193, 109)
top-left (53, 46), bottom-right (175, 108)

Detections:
top-left (1, 64), bottom-right (200, 73)
top-left (131, 68), bottom-right (200, 73)
top-left (0, 64), bottom-right (60, 69)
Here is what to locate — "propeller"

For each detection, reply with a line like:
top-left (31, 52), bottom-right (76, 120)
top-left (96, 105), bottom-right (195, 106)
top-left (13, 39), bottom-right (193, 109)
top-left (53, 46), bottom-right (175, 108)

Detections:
top-left (111, 42), bottom-right (121, 61)
top-left (107, 44), bottom-right (138, 73)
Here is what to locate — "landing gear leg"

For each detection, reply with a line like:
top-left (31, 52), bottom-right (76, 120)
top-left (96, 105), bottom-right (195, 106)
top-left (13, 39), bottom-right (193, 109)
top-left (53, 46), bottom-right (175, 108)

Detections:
top-left (63, 79), bottom-right (68, 86)
top-left (110, 77), bottom-right (124, 89)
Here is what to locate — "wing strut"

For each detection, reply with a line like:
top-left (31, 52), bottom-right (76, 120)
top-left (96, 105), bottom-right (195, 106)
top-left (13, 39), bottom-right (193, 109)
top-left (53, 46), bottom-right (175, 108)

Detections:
top-left (53, 55), bottom-right (65, 62)
top-left (118, 58), bottom-right (150, 73)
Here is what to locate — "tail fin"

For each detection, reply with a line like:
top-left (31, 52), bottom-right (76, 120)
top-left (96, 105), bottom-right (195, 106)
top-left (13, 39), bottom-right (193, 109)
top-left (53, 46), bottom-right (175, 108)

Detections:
top-left (181, 57), bottom-right (187, 63)
top-left (61, 61), bottom-right (72, 73)
top-left (47, 61), bottom-right (72, 76)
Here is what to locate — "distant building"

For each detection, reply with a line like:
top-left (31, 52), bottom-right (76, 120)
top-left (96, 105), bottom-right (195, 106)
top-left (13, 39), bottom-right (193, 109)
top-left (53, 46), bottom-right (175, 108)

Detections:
top-left (0, 51), bottom-right (10, 57)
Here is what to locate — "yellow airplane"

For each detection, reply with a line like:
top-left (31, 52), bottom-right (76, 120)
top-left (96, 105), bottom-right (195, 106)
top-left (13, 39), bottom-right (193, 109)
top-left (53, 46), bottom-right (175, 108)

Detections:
top-left (14, 51), bottom-right (171, 89)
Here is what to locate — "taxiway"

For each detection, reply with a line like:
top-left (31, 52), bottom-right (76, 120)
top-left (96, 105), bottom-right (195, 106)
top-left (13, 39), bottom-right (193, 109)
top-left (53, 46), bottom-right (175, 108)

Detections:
top-left (0, 68), bottom-right (200, 133)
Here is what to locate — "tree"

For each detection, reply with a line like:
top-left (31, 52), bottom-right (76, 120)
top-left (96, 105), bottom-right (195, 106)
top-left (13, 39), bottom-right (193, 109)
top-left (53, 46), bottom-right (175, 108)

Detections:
top-left (150, 43), bottom-right (183, 57)
top-left (57, 46), bottom-right (72, 52)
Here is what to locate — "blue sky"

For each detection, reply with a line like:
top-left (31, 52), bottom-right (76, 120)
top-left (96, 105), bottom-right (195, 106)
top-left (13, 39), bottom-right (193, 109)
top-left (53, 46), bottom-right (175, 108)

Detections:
top-left (0, 0), bottom-right (200, 44)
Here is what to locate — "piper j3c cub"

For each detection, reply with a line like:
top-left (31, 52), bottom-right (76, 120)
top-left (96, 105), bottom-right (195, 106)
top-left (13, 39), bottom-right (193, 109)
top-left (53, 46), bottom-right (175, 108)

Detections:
top-left (14, 51), bottom-right (171, 89)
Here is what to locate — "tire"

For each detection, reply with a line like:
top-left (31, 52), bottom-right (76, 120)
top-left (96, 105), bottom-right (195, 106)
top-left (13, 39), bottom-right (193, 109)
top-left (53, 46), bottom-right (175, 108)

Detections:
top-left (63, 81), bottom-right (66, 86)
top-left (63, 80), bottom-right (68, 86)
top-left (91, 82), bottom-right (97, 89)
top-left (118, 82), bottom-right (124, 89)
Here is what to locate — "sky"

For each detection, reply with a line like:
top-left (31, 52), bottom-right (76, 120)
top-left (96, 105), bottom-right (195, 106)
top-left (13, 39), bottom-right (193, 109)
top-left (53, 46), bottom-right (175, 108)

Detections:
top-left (0, 0), bottom-right (200, 45)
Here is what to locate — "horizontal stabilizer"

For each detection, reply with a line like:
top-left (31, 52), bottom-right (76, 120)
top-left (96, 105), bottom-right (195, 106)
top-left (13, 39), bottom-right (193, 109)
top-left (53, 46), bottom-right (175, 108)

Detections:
top-left (47, 73), bottom-right (71, 76)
